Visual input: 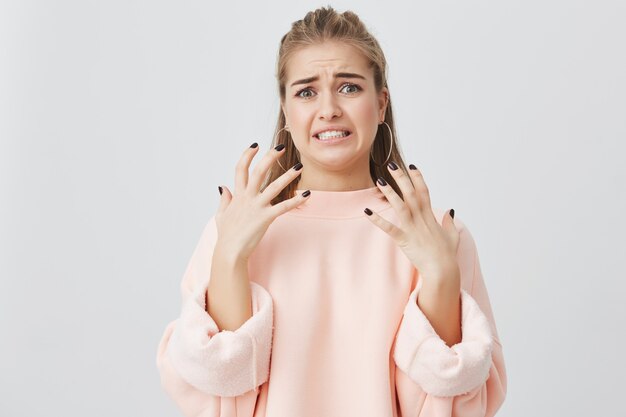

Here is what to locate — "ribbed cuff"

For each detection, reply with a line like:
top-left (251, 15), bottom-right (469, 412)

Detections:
top-left (166, 281), bottom-right (274, 397)
top-left (393, 280), bottom-right (494, 397)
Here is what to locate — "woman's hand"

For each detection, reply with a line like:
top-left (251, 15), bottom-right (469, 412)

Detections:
top-left (214, 142), bottom-right (310, 263)
top-left (364, 161), bottom-right (460, 286)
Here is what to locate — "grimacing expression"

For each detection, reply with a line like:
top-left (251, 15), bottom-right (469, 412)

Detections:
top-left (281, 41), bottom-right (388, 169)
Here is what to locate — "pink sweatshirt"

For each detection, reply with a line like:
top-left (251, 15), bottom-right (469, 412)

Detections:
top-left (156, 186), bottom-right (507, 416)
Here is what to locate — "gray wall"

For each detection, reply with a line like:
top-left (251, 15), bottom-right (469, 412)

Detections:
top-left (1, 1), bottom-right (624, 416)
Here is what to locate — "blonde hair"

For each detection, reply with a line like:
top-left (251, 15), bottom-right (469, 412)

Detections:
top-left (264, 5), bottom-right (410, 205)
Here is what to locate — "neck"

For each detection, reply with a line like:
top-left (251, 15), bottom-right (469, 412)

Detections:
top-left (289, 186), bottom-right (390, 219)
top-left (295, 155), bottom-right (376, 192)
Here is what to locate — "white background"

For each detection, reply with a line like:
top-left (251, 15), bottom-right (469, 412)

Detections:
top-left (1, 1), bottom-right (624, 416)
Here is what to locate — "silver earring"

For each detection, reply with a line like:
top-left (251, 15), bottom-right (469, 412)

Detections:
top-left (275, 124), bottom-right (299, 172)
top-left (370, 121), bottom-right (394, 167)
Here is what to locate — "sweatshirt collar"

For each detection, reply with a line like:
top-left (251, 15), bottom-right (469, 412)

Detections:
top-left (286, 186), bottom-right (391, 219)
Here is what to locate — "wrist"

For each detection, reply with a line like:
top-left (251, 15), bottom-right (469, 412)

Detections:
top-left (420, 264), bottom-right (460, 290)
top-left (213, 243), bottom-right (249, 269)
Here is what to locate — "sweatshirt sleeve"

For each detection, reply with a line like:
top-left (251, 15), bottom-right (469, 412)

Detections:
top-left (155, 215), bottom-right (275, 416)
top-left (393, 215), bottom-right (507, 416)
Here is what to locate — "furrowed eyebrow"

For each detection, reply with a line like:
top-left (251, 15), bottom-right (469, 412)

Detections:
top-left (289, 72), bottom-right (366, 87)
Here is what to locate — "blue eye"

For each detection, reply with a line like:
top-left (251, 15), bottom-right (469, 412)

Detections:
top-left (296, 88), bottom-right (314, 99)
top-left (295, 83), bottom-right (362, 99)
top-left (340, 83), bottom-right (362, 94)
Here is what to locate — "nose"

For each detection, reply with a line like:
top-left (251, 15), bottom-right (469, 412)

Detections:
top-left (317, 90), bottom-right (342, 120)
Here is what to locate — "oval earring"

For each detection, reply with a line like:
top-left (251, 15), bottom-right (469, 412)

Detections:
top-left (370, 121), bottom-right (394, 167)
top-left (275, 124), bottom-right (300, 172)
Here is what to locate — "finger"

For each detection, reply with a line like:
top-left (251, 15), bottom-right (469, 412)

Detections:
top-left (386, 161), bottom-right (421, 217)
top-left (406, 164), bottom-right (436, 222)
top-left (259, 161), bottom-right (304, 203)
top-left (216, 185), bottom-right (232, 216)
top-left (363, 206), bottom-right (404, 241)
top-left (246, 144), bottom-right (287, 195)
top-left (442, 208), bottom-right (460, 251)
top-left (268, 188), bottom-right (311, 217)
top-left (234, 142), bottom-right (260, 195)
top-left (374, 175), bottom-right (413, 226)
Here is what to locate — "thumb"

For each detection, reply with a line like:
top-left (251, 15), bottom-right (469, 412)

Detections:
top-left (216, 185), bottom-right (232, 215)
top-left (442, 208), bottom-right (460, 248)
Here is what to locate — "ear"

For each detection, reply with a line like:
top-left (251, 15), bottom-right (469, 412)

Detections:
top-left (378, 87), bottom-right (389, 121)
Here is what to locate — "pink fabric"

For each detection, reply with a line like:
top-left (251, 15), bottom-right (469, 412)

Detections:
top-left (394, 281), bottom-right (494, 397)
top-left (156, 186), bottom-right (507, 416)
top-left (165, 281), bottom-right (273, 397)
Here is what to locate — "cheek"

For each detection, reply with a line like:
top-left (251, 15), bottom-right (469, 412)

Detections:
top-left (351, 99), bottom-right (380, 122)
top-left (285, 102), bottom-right (313, 127)
top-left (284, 104), bottom-right (312, 146)
top-left (350, 101), bottom-right (380, 138)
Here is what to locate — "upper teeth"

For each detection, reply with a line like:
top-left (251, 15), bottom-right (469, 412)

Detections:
top-left (317, 130), bottom-right (350, 139)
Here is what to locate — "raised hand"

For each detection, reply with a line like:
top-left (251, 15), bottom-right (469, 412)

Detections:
top-left (214, 142), bottom-right (310, 262)
top-left (364, 161), bottom-right (460, 285)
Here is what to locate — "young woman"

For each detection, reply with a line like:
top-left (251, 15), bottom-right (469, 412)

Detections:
top-left (156, 6), bottom-right (507, 417)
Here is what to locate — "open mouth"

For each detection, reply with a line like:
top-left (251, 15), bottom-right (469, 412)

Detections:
top-left (313, 130), bottom-right (352, 141)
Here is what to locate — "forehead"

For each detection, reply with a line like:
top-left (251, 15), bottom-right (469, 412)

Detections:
top-left (285, 41), bottom-right (370, 82)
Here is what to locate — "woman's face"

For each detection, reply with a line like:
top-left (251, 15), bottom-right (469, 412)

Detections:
top-left (281, 41), bottom-right (388, 176)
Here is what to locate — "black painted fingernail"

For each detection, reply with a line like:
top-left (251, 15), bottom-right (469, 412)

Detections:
top-left (250, 142), bottom-right (258, 148)
top-left (364, 208), bottom-right (373, 216)
top-left (388, 161), bottom-right (398, 170)
top-left (450, 208), bottom-right (455, 219)
top-left (274, 144), bottom-right (285, 151)
top-left (218, 186), bottom-right (223, 195)
top-left (302, 190), bottom-right (311, 197)
top-left (409, 164), bottom-right (417, 170)
top-left (377, 177), bottom-right (387, 186)
top-left (293, 162), bottom-right (303, 171)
